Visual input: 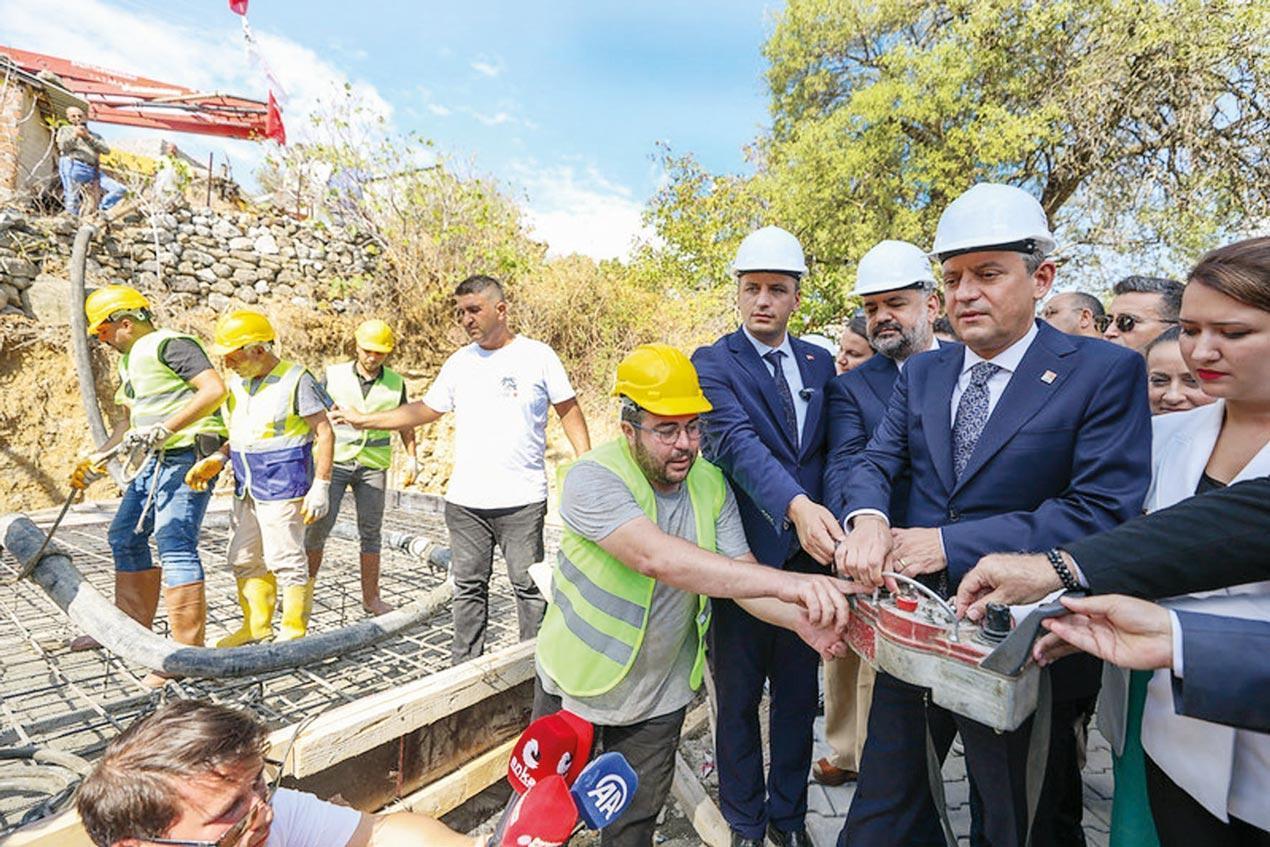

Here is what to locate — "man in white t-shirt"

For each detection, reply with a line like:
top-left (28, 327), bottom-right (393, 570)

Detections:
top-left (335, 274), bottom-right (591, 664)
top-left (75, 700), bottom-right (481, 847)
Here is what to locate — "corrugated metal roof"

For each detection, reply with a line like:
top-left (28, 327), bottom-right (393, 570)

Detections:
top-left (0, 54), bottom-right (90, 118)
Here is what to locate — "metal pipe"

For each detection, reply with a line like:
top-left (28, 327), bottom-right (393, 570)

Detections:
top-left (67, 222), bottom-right (125, 488)
top-left (1, 514), bottom-right (454, 679)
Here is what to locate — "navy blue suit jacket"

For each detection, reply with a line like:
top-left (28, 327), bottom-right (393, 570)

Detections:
top-left (845, 320), bottom-right (1152, 586)
top-left (823, 346), bottom-right (947, 524)
top-left (693, 328), bottom-right (837, 568)
top-left (1173, 610), bottom-right (1270, 734)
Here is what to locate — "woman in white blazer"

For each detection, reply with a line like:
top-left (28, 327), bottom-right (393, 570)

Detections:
top-left (1103, 238), bottom-right (1270, 846)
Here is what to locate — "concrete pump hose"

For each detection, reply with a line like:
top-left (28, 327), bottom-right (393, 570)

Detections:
top-left (67, 223), bottom-right (125, 488)
top-left (1, 514), bottom-right (454, 679)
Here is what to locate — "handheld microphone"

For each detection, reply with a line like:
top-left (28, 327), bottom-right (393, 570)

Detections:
top-left (506, 714), bottom-right (583, 794)
top-left (569, 751), bottom-right (639, 831)
top-left (491, 774), bottom-right (579, 847)
top-left (553, 710), bottom-right (595, 785)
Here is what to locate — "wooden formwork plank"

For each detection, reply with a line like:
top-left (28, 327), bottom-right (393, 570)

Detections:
top-left (276, 639), bottom-right (536, 778)
top-left (384, 736), bottom-right (518, 818)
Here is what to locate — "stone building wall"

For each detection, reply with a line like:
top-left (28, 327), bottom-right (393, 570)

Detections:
top-left (0, 204), bottom-right (380, 317)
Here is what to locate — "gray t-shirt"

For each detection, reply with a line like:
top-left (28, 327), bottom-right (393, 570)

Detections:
top-left (538, 457), bottom-right (750, 726)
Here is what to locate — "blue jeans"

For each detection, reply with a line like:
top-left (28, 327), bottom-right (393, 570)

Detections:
top-left (109, 450), bottom-right (217, 587)
top-left (60, 157), bottom-right (126, 214)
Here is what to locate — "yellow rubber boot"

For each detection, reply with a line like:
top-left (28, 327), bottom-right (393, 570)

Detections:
top-left (216, 575), bottom-right (277, 647)
top-left (276, 579), bottom-right (314, 642)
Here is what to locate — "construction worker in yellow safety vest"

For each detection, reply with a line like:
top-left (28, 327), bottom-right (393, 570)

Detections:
top-left (69, 285), bottom-right (228, 687)
top-left (532, 343), bottom-right (860, 847)
top-left (185, 310), bottom-right (335, 645)
top-left (305, 319), bottom-right (417, 616)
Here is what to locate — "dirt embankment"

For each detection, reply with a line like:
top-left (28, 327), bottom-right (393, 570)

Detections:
top-left (0, 318), bottom-right (125, 512)
top-left (0, 311), bottom-right (609, 516)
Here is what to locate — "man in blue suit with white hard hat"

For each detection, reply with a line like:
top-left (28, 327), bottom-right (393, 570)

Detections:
top-left (693, 226), bottom-right (841, 847)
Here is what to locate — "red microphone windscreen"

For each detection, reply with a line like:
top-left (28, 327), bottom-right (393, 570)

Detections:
top-left (554, 709), bottom-right (594, 784)
top-left (507, 714), bottom-right (580, 794)
top-left (497, 774), bottom-right (578, 847)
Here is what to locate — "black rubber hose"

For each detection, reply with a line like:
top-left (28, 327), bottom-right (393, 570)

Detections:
top-left (67, 222), bottom-right (125, 488)
top-left (1, 513), bottom-right (454, 678)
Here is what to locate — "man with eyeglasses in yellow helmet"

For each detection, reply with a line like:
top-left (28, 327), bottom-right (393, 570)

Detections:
top-left (305, 319), bottom-right (417, 616)
top-left (533, 343), bottom-right (859, 847)
top-left (69, 285), bottom-right (227, 687)
top-left (186, 310), bottom-right (334, 646)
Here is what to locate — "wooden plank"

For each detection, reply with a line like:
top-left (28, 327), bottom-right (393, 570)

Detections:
top-left (671, 750), bottom-right (730, 847)
top-left (285, 679), bottom-right (532, 811)
top-left (383, 736), bottom-right (517, 817)
top-left (283, 639), bottom-right (536, 777)
top-left (0, 810), bottom-right (92, 847)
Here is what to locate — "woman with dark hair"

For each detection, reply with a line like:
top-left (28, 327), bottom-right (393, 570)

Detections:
top-left (1101, 237), bottom-right (1270, 846)
top-left (835, 312), bottom-right (873, 374)
top-left (1144, 326), bottom-right (1216, 415)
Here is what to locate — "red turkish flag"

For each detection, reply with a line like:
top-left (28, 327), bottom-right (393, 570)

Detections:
top-left (265, 91), bottom-right (286, 145)
top-left (229, 0), bottom-right (249, 15)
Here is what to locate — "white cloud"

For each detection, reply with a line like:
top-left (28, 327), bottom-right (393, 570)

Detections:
top-left (513, 162), bottom-right (652, 261)
top-left (0, 0), bottom-right (393, 180)
top-left (470, 59), bottom-right (502, 78)
top-left (427, 103), bottom-right (452, 117)
top-left (471, 110), bottom-right (513, 126)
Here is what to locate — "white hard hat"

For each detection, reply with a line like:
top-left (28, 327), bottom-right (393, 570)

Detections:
top-left (930, 183), bottom-right (1056, 260)
top-left (731, 226), bottom-right (808, 277)
top-left (854, 240), bottom-right (936, 297)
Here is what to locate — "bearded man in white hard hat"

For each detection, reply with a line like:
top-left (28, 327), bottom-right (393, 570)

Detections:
top-left (834, 185), bottom-right (1152, 847)
top-left (691, 226), bottom-right (842, 847)
top-left (813, 240), bottom-right (943, 787)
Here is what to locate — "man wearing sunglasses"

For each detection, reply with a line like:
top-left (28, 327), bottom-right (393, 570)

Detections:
top-left (76, 699), bottom-right (482, 847)
top-left (1103, 275), bottom-right (1184, 352)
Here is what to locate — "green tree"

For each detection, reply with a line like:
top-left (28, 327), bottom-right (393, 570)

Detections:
top-left (643, 0), bottom-right (1270, 328)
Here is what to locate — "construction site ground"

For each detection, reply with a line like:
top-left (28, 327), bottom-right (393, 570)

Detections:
top-left (2, 487), bottom-right (1114, 846)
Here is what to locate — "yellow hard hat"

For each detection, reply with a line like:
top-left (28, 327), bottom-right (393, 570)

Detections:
top-left (354, 319), bottom-right (395, 353)
top-left (210, 310), bottom-right (276, 356)
top-left (85, 285), bottom-right (150, 334)
top-left (612, 343), bottom-right (713, 416)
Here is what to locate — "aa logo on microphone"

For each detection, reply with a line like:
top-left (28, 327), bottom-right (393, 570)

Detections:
top-left (586, 774), bottom-right (629, 820)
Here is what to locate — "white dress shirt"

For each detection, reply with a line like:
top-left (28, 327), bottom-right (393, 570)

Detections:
top-left (742, 324), bottom-right (809, 442)
top-left (846, 322), bottom-right (1039, 529)
top-left (949, 321), bottom-right (1038, 421)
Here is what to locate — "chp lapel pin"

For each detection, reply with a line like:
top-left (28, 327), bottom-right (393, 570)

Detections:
top-left (1041, 370), bottom-right (1057, 384)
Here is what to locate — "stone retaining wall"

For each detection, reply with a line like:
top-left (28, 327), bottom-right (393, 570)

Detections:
top-left (0, 205), bottom-right (380, 316)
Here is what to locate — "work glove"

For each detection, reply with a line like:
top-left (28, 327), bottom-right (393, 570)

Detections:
top-left (185, 453), bottom-right (226, 492)
top-left (301, 478), bottom-right (331, 525)
top-left (69, 453), bottom-right (109, 491)
top-left (401, 456), bottom-right (420, 488)
top-left (121, 424), bottom-right (172, 453)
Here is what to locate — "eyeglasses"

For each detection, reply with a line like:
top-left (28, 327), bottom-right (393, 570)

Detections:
top-left (630, 420), bottom-right (701, 445)
top-left (138, 716), bottom-right (315, 847)
top-left (1106, 313), bottom-right (1176, 334)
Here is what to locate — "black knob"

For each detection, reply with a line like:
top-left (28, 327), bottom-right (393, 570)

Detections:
top-left (983, 602), bottom-right (1012, 641)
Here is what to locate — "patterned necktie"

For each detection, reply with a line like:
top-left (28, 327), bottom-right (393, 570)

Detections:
top-left (763, 349), bottom-right (799, 447)
top-left (952, 361), bottom-right (1002, 478)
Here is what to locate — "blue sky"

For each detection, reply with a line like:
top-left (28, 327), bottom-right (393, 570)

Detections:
top-left (3, 0), bottom-right (780, 258)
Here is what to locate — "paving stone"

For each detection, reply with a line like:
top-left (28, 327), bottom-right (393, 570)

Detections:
top-left (804, 811), bottom-right (839, 847)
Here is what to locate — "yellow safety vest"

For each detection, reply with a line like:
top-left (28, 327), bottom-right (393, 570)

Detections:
top-left (326, 361), bottom-right (403, 470)
top-left (225, 359), bottom-right (314, 501)
top-left (537, 438), bottom-right (726, 698)
top-left (115, 328), bottom-right (226, 450)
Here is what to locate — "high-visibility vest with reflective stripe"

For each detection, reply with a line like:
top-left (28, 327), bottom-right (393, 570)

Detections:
top-left (537, 437), bottom-right (725, 698)
top-left (326, 361), bottom-right (403, 470)
top-left (114, 328), bottom-right (226, 451)
top-left (225, 359), bottom-right (314, 501)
